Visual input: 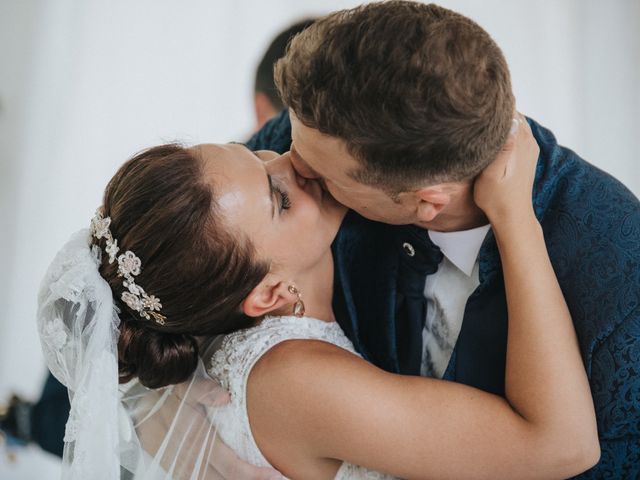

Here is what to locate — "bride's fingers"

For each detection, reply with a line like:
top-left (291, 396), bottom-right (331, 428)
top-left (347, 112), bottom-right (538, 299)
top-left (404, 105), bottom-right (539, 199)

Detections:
top-left (168, 379), bottom-right (283, 479)
top-left (481, 113), bottom-right (524, 181)
top-left (192, 381), bottom-right (231, 407)
top-left (513, 112), bottom-right (539, 175)
top-left (208, 434), bottom-right (284, 479)
top-left (173, 378), bottom-right (231, 408)
top-left (497, 112), bottom-right (537, 180)
top-left (480, 141), bottom-right (511, 181)
top-left (500, 117), bottom-right (520, 152)
top-left (473, 110), bottom-right (540, 218)
top-left (202, 465), bottom-right (224, 480)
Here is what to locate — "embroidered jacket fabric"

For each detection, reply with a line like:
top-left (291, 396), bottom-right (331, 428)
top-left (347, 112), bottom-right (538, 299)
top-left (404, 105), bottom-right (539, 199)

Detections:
top-left (246, 111), bottom-right (640, 479)
top-left (207, 315), bottom-right (396, 480)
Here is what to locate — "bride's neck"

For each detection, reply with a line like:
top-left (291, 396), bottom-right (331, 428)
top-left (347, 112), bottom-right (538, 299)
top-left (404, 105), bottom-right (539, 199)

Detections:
top-left (281, 251), bottom-right (335, 322)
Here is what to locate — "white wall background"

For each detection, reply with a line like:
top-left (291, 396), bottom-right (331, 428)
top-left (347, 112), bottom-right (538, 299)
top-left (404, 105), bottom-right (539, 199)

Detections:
top-left (1, 0), bottom-right (639, 476)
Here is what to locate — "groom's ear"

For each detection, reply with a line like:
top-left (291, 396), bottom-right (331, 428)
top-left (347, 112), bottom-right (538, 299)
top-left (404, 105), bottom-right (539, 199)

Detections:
top-left (241, 275), bottom-right (291, 318)
top-left (414, 186), bottom-right (450, 223)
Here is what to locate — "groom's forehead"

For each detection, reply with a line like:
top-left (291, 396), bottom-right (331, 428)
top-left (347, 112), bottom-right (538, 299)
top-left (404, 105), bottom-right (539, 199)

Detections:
top-left (292, 120), bottom-right (353, 163)
top-left (293, 136), bottom-right (359, 177)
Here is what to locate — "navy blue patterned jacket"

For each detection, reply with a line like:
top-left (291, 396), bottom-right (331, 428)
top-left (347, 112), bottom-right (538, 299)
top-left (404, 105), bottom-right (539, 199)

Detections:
top-left (246, 111), bottom-right (640, 479)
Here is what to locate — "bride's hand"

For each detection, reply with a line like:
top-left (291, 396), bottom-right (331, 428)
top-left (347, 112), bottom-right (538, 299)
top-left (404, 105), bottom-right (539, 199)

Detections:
top-left (137, 377), bottom-right (284, 480)
top-left (473, 112), bottom-right (540, 225)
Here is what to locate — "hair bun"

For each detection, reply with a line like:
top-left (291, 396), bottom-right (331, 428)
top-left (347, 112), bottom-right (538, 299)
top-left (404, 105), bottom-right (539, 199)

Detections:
top-left (118, 321), bottom-right (198, 389)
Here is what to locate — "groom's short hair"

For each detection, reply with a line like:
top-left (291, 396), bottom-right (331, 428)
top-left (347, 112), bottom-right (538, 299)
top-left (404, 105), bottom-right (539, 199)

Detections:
top-left (275, 1), bottom-right (515, 192)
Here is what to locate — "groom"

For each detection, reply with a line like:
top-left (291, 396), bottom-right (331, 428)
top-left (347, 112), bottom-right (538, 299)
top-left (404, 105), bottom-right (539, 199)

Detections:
top-left (246, 2), bottom-right (640, 478)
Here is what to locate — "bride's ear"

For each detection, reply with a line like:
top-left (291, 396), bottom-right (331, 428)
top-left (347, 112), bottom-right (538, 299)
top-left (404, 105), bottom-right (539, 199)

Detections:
top-left (241, 275), bottom-right (292, 318)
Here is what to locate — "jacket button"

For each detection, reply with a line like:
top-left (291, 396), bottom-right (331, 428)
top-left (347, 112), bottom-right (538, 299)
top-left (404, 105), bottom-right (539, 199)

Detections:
top-left (402, 242), bottom-right (415, 257)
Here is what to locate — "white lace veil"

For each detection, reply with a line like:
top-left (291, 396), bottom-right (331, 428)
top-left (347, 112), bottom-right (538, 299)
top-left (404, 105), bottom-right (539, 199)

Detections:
top-left (37, 229), bottom-right (240, 479)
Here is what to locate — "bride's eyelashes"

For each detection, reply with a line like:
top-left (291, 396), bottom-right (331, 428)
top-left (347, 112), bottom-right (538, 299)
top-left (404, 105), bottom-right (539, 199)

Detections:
top-left (273, 183), bottom-right (291, 213)
top-left (267, 173), bottom-right (292, 214)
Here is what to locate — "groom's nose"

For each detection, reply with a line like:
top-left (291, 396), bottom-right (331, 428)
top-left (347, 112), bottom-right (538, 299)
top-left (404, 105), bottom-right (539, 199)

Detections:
top-left (289, 146), bottom-right (321, 181)
top-left (275, 151), bottom-right (310, 189)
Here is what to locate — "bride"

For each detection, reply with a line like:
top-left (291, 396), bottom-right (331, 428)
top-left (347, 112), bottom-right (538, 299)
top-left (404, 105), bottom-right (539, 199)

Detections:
top-left (37, 119), bottom-right (599, 479)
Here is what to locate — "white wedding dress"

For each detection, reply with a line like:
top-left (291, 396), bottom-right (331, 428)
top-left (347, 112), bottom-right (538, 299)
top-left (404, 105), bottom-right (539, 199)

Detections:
top-left (207, 315), bottom-right (396, 480)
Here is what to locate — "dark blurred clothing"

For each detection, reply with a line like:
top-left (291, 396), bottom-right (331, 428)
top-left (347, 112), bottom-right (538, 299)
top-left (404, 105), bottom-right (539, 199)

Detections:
top-left (31, 373), bottom-right (69, 457)
top-left (1, 373), bottom-right (68, 457)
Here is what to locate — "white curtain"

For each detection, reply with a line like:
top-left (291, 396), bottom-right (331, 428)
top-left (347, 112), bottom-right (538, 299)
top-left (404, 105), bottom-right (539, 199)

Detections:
top-left (0, 0), bottom-right (638, 450)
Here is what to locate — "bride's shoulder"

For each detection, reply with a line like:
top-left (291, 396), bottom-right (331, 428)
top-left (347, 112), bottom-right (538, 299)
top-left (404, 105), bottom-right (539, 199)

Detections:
top-left (249, 335), bottom-right (356, 391)
top-left (244, 325), bottom-right (375, 474)
top-left (247, 317), bottom-right (365, 403)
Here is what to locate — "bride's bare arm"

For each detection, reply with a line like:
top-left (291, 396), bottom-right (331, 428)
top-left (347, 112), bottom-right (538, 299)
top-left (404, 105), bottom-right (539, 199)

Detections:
top-left (247, 115), bottom-right (599, 480)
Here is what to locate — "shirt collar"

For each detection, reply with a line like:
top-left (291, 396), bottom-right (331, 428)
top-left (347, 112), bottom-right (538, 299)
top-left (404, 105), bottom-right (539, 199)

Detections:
top-left (428, 224), bottom-right (491, 276)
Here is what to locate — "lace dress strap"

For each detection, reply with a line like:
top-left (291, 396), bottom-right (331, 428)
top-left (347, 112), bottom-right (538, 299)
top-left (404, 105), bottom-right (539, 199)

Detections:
top-left (207, 316), bottom-right (396, 479)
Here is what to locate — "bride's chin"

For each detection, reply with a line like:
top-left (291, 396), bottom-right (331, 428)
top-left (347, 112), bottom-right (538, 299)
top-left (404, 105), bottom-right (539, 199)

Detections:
top-left (324, 192), bottom-right (348, 219)
top-left (314, 189), bottom-right (348, 242)
top-left (325, 203), bottom-right (347, 236)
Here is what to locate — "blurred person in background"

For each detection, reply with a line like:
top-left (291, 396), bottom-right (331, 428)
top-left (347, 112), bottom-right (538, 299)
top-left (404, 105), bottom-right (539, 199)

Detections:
top-left (0, 361), bottom-right (68, 458)
top-left (253, 18), bottom-right (315, 132)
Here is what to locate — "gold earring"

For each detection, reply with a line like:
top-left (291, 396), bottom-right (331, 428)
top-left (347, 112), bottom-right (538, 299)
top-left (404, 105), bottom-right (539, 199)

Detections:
top-left (287, 285), bottom-right (306, 317)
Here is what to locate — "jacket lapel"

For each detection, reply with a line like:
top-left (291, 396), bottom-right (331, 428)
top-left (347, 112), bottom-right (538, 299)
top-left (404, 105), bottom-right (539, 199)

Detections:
top-left (333, 211), bottom-right (402, 372)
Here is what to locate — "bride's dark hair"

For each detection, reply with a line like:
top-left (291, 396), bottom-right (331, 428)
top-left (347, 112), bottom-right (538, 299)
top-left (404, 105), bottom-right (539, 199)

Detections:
top-left (93, 143), bottom-right (269, 389)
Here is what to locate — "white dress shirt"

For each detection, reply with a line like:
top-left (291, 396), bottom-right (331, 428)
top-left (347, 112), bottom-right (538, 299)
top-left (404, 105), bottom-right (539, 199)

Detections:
top-left (421, 224), bottom-right (491, 378)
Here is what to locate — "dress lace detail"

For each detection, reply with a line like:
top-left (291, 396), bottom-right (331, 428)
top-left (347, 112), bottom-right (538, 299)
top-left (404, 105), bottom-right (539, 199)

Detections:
top-left (207, 315), bottom-right (396, 479)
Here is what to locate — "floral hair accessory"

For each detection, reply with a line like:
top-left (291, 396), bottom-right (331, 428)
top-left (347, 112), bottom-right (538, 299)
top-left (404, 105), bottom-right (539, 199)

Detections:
top-left (90, 209), bottom-right (167, 325)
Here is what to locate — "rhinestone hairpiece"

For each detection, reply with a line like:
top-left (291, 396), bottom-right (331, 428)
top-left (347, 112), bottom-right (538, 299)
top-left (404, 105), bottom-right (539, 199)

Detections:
top-left (90, 209), bottom-right (167, 325)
